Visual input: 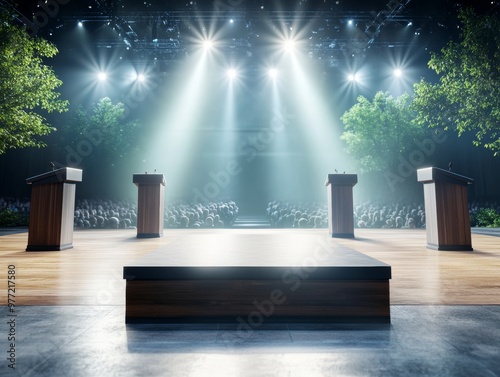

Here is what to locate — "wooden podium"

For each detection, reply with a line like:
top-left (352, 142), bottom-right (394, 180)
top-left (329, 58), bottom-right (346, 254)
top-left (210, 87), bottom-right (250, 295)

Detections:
top-left (26, 167), bottom-right (82, 251)
top-left (133, 174), bottom-right (166, 238)
top-left (325, 174), bottom-right (357, 238)
top-left (417, 167), bottom-right (473, 251)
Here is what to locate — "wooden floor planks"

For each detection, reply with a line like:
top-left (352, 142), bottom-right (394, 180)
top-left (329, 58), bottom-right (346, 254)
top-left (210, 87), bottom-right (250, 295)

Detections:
top-left (1, 228), bottom-right (499, 306)
top-left (333, 229), bottom-right (500, 305)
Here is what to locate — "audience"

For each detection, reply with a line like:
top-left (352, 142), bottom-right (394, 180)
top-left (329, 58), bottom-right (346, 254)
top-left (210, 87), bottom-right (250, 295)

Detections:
top-left (267, 201), bottom-right (329, 228)
top-left (73, 199), bottom-right (239, 229)
top-left (164, 201), bottom-right (239, 228)
top-left (352, 201), bottom-right (426, 229)
top-left (0, 197), bottom-right (239, 229)
top-left (73, 199), bottom-right (137, 229)
top-left (0, 197), bottom-right (30, 214)
top-left (72, 199), bottom-right (239, 229)
top-left (2, 196), bottom-right (499, 229)
top-left (267, 200), bottom-right (426, 229)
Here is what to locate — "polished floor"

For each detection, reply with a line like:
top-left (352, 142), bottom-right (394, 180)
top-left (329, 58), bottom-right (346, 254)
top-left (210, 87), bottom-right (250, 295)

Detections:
top-left (1, 227), bottom-right (500, 376)
top-left (1, 305), bottom-right (500, 376)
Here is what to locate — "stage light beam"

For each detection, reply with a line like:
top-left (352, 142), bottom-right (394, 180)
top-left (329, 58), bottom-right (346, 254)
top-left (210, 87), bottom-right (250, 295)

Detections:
top-left (286, 51), bottom-right (354, 193)
top-left (145, 49), bottom-right (214, 199)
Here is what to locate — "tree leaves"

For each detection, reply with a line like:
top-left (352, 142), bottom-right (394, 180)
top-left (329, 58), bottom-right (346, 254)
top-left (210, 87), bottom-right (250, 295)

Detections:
top-left (412, 8), bottom-right (500, 155)
top-left (58, 97), bottom-right (140, 168)
top-left (340, 91), bottom-right (424, 173)
top-left (0, 10), bottom-right (68, 154)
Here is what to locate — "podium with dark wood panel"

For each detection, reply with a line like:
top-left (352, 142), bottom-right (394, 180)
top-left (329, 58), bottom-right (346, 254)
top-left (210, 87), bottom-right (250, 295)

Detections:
top-left (325, 173), bottom-right (357, 238)
top-left (417, 167), bottom-right (473, 251)
top-left (133, 174), bottom-right (166, 238)
top-left (26, 167), bottom-right (82, 251)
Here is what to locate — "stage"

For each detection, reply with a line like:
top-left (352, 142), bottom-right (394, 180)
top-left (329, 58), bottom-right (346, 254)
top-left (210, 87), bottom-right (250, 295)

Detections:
top-left (123, 232), bottom-right (391, 323)
top-left (1, 227), bottom-right (500, 312)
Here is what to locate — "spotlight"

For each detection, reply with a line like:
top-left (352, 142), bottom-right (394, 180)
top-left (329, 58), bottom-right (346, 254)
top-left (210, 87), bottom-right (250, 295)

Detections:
top-left (268, 68), bottom-right (278, 78)
top-left (228, 69), bottom-right (237, 79)
top-left (97, 72), bottom-right (107, 81)
top-left (229, 19), bottom-right (234, 24)
top-left (348, 19), bottom-right (353, 26)
top-left (347, 73), bottom-right (358, 82)
top-left (136, 73), bottom-right (145, 82)
top-left (284, 39), bottom-right (295, 51)
top-left (78, 21), bottom-right (83, 27)
top-left (203, 40), bottom-right (213, 49)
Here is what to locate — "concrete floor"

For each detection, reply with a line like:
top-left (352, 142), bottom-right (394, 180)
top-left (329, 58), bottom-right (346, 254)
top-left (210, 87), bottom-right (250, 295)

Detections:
top-left (2, 305), bottom-right (499, 376)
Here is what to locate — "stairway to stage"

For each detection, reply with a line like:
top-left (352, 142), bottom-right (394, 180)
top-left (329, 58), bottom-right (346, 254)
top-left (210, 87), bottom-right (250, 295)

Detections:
top-left (232, 215), bottom-right (271, 229)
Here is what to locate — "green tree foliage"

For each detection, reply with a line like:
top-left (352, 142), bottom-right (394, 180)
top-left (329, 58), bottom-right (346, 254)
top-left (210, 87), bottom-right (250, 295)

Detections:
top-left (0, 11), bottom-right (68, 155)
top-left (0, 209), bottom-right (29, 227)
top-left (59, 97), bottom-right (140, 168)
top-left (412, 8), bottom-right (500, 155)
top-left (340, 91), bottom-right (424, 173)
top-left (470, 207), bottom-right (500, 227)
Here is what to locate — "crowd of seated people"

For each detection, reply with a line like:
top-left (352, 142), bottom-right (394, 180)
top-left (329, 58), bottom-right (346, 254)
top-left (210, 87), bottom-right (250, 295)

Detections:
top-left (0, 197), bottom-right (239, 229)
top-left (267, 200), bottom-right (427, 229)
top-left (74, 199), bottom-right (137, 229)
top-left (0, 197), bottom-right (30, 214)
top-left (73, 199), bottom-right (239, 229)
top-left (2, 196), bottom-right (499, 229)
top-left (267, 201), bottom-right (329, 228)
top-left (164, 201), bottom-right (239, 228)
top-left (353, 201), bottom-right (425, 229)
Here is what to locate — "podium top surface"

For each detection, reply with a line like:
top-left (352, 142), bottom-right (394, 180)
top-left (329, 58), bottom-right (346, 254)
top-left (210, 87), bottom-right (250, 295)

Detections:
top-left (124, 232), bottom-right (391, 281)
top-left (325, 173), bottom-right (358, 186)
top-left (26, 168), bottom-right (83, 185)
top-left (417, 167), bottom-right (473, 185)
top-left (133, 173), bottom-right (166, 186)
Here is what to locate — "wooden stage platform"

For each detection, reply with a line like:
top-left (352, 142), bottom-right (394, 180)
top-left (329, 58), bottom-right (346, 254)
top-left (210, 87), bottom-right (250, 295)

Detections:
top-left (123, 233), bottom-right (391, 323)
top-left (1, 228), bottom-right (500, 313)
